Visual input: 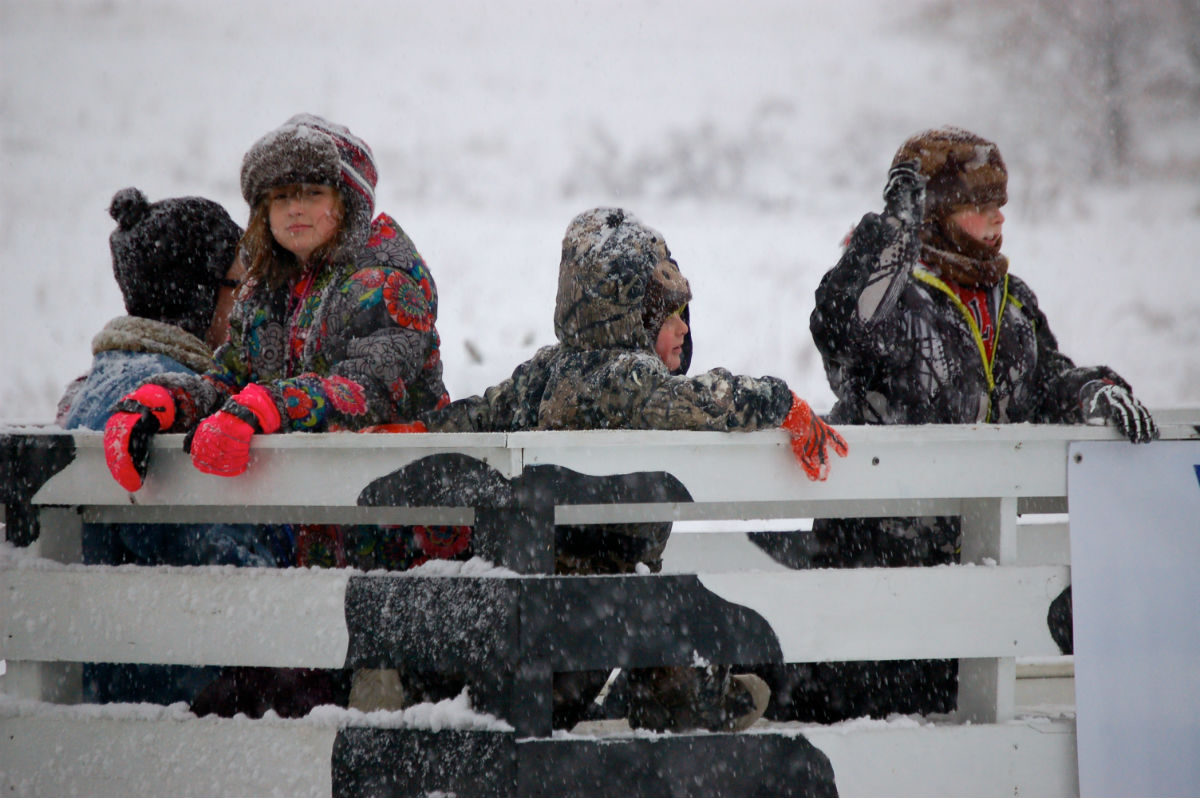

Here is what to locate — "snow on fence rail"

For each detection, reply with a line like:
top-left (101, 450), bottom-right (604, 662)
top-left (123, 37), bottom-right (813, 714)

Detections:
top-left (2, 411), bottom-right (1198, 797)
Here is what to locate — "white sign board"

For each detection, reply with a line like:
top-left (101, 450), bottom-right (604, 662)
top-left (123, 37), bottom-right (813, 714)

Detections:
top-left (1068, 440), bottom-right (1200, 798)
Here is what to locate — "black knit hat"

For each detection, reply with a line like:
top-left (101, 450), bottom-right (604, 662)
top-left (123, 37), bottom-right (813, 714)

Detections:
top-left (109, 187), bottom-right (243, 339)
top-left (240, 113), bottom-right (378, 248)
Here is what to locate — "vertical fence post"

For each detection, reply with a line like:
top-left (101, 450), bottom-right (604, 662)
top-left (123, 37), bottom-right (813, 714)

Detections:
top-left (473, 503), bottom-right (555, 576)
top-left (2, 506), bottom-right (84, 704)
top-left (470, 458), bottom-right (557, 737)
top-left (958, 496), bottom-right (1018, 723)
top-left (30, 507), bottom-right (82, 564)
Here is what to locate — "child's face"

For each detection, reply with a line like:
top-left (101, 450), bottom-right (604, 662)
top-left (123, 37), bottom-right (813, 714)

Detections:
top-left (267, 183), bottom-right (341, 264)
top-left (655, 312), bottom-right (688, 372)
top-left (947, 203), bottom-right (1005, 249)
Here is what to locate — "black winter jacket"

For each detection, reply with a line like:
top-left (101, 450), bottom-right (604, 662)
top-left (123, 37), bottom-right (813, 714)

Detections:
top-left (809, 211), bottom-right (1129, 567)
top-left (811, 212), bottom-right (1127, 430)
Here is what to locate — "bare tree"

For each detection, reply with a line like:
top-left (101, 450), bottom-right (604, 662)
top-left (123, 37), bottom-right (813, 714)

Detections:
top-left (941, 0), bottom-right (1200, 182)
top-left (1095, 0), bottom-right (1129, 173)
top-left (1180, 0), bottom-right (1200, 74)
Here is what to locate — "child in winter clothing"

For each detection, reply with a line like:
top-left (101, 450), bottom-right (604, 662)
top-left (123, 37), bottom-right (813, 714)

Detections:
top-left (423, 207), bottom-right (848, 732)
top-left (59, 187), bottom-right (287, 569)
top-left (56, 187), bottom-right (290, 705)
top-left (779, 126), bottom-right (1157, 722)
top-left (104, 113), bottom-right (449, 484)
top-left (101, 114), bottom-right (456, 717)
top-left (59, 189), bottom-right (239, 434)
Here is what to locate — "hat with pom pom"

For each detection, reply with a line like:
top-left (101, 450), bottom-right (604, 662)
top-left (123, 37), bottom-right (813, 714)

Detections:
top-left (109, 187), bottom-right (244, 339)
top-left (240, 113), bottom-right (378, 247)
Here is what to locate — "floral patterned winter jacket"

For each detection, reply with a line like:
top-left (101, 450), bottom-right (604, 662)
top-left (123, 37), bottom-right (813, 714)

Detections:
top-left (152, 214), bottom-right (449, 432)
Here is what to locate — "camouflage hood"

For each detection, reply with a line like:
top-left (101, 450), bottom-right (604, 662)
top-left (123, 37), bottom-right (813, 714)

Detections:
top-left (553, 208), bottom-right (691, 352)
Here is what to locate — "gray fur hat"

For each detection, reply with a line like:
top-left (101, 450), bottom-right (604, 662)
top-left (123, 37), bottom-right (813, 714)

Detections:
top-left (240, 113), bottom-right (378, 246)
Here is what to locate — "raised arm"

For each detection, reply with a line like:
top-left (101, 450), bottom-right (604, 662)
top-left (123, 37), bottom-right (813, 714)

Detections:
top-left (810, 161), bottom-right (926, 364)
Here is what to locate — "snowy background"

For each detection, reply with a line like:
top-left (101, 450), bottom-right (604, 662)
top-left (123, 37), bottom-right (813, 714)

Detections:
top-left (2, 0), bottom-right (1199, 422)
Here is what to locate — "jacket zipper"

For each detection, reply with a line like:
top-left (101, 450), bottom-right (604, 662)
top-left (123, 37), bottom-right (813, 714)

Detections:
top-left (912, 267), bottom-right (1011, 422)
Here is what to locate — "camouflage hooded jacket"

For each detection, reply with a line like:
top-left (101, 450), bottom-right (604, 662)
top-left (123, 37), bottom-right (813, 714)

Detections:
top-left (426, 208), bottom-right (793, 436)
top-left (151, 214), bottom-right (449, 432)
top-left (426, 208), bottom-right (792, 573)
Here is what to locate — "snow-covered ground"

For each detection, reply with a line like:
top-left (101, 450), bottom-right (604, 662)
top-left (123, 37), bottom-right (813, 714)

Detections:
top-left (2, 0), bottom-right (1198, 422)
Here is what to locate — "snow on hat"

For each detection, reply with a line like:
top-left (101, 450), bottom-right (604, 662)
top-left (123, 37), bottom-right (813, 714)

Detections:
top-left (559, 208), bottom-right (661, 272)
top-left (554, 207), bottom-right (692, 355)
top-left (891, 126), bottom-right (1007, 222)
top-left (108, 187), bottom-right (243, 339)
top-left (240, 113), bottom-right (378, 245)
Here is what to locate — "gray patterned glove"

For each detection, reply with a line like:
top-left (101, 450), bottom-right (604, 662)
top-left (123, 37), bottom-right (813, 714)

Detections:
top-left (883, 160), bottom-right (926, 227)
top-left (1081, 380), bottom-right (1158, 444)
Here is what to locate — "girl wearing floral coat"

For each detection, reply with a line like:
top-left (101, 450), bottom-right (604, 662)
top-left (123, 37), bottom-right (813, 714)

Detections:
top-left (106, 115), bottom-right (463, 573)
top-left (107, 113), bottom-right (464, 575)
top-left (104, 113), bottom-right (449, 488)
top-left (102, 115), bottom-right (459, 717)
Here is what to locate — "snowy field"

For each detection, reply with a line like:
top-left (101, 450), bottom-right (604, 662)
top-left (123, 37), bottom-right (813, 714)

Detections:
top-left (2, 0), bottom-right (1198, 423)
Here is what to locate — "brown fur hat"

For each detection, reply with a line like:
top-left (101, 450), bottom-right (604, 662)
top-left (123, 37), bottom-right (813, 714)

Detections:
top-left (891, 127), bottom-right (1007, 222)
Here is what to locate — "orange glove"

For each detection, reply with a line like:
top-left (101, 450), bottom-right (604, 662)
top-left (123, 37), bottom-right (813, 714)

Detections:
top-left (781, 393), bottom-right (848, 482)
top-left (360, 421), bottom-right (428, 433)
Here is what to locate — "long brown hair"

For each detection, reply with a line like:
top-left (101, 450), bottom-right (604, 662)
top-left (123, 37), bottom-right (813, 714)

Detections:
top-left (239, 187), bottom-right (348, 290)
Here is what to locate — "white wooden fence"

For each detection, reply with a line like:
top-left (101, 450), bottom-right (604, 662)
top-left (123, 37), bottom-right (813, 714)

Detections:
top-left (2, 410), bottom-right (1197, 797)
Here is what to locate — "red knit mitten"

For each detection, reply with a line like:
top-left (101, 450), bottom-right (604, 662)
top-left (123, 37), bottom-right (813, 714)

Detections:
top-left (103, 384), bottom-right (176, 492)
top-left (189, 384), bottom-right (282, 477)
top-left (781, 393), bottom-right (849, 482)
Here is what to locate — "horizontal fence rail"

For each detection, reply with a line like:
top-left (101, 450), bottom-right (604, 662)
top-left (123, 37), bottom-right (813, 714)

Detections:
top-left (1, 566), bottom-right (1071, 668)
top-left (2, 410), bottom-right (1198, 797)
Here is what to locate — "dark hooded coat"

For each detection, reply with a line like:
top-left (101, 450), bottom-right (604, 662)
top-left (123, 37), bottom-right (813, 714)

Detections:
top-left (429, 207), bottom-right (790, 436)
top-left (427, 207), bottom-right (793, 572)
top-left (772, 201), bottom-right (1135, 725)
top-left (809, 209), bottom-right (1131, 566)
